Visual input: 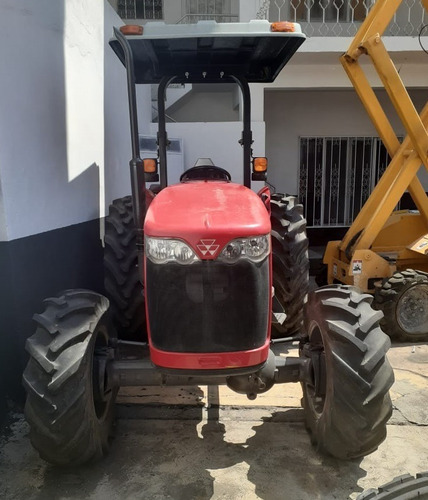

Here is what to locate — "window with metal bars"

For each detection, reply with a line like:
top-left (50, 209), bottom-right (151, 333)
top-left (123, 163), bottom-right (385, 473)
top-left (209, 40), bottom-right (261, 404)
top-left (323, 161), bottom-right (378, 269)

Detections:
top-left (118, 0), bottom-right (163, 20)
top-left (185, 0), bottom-right (230, 15)
top-left (180, 0), bottom-right (237, 23)
top-left (298, 136), bottom-right (400, 228)
top-left (289, 0), bottom-right (368, 23)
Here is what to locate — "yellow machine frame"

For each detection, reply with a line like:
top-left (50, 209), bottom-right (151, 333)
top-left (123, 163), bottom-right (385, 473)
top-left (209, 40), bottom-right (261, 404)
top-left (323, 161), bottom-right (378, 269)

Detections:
top-left (324, 0), bottom-right (428, 292)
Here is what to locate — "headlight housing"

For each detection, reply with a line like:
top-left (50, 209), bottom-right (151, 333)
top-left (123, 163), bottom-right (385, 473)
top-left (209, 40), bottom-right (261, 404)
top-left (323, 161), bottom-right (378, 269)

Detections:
top-left (219, 235), bottom-right (270, 263)
top-left (145, 237), bottom-right (199, 265)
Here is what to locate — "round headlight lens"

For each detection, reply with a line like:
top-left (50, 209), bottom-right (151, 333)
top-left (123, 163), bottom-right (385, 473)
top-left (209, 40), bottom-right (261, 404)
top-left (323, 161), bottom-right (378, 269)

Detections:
top-left (243, 236), bottom-right (270, 259)
top-left (220, 240), bottom-right (242, 263)
top-left (219, 235), bottom-right (270, 263)
top-left (146, 238), bottom-right (169, 263)
top-left (173, 241), bottom-right (196, 264)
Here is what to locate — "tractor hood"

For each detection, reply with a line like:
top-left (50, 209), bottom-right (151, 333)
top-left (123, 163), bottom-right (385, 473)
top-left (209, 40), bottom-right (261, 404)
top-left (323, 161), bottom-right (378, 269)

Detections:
top-left (144, 181), bottom-right (271, 259)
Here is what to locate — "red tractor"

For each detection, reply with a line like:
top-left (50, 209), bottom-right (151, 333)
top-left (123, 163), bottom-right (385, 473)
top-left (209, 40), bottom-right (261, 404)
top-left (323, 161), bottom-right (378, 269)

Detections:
top-left (23, 20), bottom-right (393, 466)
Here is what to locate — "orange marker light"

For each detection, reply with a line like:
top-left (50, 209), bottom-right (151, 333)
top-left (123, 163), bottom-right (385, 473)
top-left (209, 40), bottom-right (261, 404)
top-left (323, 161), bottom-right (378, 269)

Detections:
top-left (253, 157), bottom-right (268, 172)
top-left (143, 158), bottom-right (157, 173)
top-left (271, 22), bottom-right (295, 33)
top-left (120, 25), bottom-right (143, 35)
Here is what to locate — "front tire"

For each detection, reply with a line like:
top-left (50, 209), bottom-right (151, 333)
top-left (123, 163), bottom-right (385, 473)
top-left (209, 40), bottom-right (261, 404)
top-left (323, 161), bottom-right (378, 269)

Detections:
top-left (374, 269), bottom-right (428, 342)
top-left (23, 290), bottom-right (117, 466)
top-left (270, 194), bottom-right (309, 338)
top-left (301, 285), bottom-right (394, 459)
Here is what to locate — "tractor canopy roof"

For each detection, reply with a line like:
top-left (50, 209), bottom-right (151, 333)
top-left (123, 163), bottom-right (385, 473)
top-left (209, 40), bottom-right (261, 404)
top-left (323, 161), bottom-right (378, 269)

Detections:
top-left (110, 19), bottom-right (305, 84)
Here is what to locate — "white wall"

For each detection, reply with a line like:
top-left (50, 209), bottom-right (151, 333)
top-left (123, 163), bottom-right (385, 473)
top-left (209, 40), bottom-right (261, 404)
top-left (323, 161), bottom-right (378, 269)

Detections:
top-left (168, 89), bottom-right (239, 122)
top-left (239, 0), bottom-right (259, 21)
top-left (167, 82), bottom-right (265, 123)
top-left (270, 46), bottom-right (428, 90)
top-left (164, 1), bottom-right (183, 23)
top-left (265, 89), bottom-right (428, 195)
top-left (0, 0), bottom-right (144, 242)
top-left (0, 0), bottom-right (104, 241)
top-left (104, 2), bottom-right (131, 205)
top-left (104, 3), bottom-right (152, 205)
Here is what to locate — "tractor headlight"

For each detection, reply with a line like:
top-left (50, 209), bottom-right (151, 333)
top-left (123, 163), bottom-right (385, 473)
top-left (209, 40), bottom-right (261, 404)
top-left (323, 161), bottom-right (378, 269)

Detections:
top-left (219, 235), bottom-right (270, 263)
top-left (145, 237), bottom-right (199, 265)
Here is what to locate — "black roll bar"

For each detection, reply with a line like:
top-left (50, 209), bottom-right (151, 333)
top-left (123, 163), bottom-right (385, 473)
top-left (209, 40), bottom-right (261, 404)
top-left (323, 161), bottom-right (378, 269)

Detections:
top-left (157, 76), bottom-right (176, 189)
top-left (113, 27), bottom-right (145, 265)
top-left (113, 28), bottom-right (140, 160)
top-left (232, 75), bottom-right (253, 189)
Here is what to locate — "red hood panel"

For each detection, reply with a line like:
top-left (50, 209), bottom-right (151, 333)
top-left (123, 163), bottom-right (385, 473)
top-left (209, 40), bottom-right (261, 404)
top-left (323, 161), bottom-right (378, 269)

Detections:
top-left (144, 181), bottom-right (271, 259)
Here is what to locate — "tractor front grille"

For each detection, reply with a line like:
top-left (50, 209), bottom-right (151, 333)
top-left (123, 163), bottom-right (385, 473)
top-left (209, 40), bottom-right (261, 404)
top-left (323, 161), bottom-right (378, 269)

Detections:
top-left (146, 258), bottom-right (269, 353)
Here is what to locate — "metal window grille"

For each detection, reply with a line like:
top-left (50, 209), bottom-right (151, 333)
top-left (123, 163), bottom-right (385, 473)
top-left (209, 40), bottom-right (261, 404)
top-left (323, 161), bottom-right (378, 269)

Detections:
top-left (289, 0), bottom-right (368, 23)
top-left (298, 136), bottom-right (399, 228)
top-left (118, 0), bottom-right (163, 20)
top-left (256, 0), bottom-right (427, 36)
top-left (178, 0), bottom-right (238, 23)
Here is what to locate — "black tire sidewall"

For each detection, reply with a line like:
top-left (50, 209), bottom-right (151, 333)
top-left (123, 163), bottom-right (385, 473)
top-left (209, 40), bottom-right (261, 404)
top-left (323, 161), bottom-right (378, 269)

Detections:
top-left (301, 294), bottom-right (334, 448)
top-left (301, 286), bottom-right (393, 459)
top-left (83, 315), bottom-right (117, 455)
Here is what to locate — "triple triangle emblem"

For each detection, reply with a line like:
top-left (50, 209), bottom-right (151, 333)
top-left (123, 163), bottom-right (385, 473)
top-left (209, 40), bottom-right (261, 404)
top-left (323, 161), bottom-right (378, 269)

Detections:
top-left (197, 239), bottom-right (219, 256)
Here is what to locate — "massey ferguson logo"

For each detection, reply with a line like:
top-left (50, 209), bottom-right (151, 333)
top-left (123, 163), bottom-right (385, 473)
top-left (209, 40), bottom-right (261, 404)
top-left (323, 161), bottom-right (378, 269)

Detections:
top-left (197, 239), bottom-right (219, 256)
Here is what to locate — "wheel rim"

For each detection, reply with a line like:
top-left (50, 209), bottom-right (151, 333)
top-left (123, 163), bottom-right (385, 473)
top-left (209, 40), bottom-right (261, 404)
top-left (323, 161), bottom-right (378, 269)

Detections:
top-left (305, 324), bottom-right (327, 417)
top-left (396, 283), bottom-right (428, 335)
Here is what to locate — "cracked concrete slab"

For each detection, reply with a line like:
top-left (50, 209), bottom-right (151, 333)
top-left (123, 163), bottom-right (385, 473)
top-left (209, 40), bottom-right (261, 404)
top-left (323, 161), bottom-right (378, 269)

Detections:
top-left (1, 343), bottom-right (427, 499)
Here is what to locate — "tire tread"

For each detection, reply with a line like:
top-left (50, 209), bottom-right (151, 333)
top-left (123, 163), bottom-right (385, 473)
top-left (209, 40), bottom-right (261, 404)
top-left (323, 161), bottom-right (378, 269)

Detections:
top-left (23, 290), bottom-right (116, 466)
top-left (301, 285), bottom-right (394, 459)
top-left (270, 194), bottom-right (309, 337)
top-left (104, 196), bottom-right (146, 340)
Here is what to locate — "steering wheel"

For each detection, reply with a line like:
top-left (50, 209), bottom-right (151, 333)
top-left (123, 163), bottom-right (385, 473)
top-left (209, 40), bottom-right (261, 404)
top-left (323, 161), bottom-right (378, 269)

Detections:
top-left (180, 165), bottom-right (231, 182)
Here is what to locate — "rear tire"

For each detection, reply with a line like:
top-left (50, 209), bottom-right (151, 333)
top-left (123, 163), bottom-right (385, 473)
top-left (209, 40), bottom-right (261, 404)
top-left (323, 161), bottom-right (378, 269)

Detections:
top-left (270, 194), bottom-right (309, 338)
top-left (357, 472), bottom-right (428, 499)
top-left (374, 269), bottom-right (428, 342)
top-left (23, 290), bottom-right (117, 466)
top-left (104, 196), bottom-right (147, 341)
top-left (300, 285), bottom-right (394, 459)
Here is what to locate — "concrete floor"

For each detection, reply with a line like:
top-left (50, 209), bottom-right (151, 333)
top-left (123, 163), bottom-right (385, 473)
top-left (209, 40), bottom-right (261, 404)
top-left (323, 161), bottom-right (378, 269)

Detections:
top-left (0, 342), bottom-right (428, 500)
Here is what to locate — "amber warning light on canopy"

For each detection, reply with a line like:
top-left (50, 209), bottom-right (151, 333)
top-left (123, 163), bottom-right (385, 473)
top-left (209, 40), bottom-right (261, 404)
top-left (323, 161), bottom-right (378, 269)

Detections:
top-left (253, 157), bottom-right (268, 172)
top-left (143, 158), bottom-right (157, 173)
top-left (271, 22), bottom-right (295, 33)
top-left (120, 25), bottom-right (143, 35)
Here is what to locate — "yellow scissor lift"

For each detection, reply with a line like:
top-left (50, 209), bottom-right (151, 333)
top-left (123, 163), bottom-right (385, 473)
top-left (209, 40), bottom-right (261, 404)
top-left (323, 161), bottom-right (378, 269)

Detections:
top-left (323, 0), bottom-right (428, 341)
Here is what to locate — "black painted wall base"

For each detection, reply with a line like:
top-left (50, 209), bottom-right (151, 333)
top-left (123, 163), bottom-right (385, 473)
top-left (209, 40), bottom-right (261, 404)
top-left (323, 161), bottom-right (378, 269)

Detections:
top-left (0, 219), bottom-right (104, 424)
